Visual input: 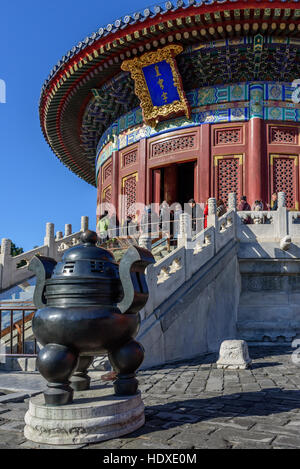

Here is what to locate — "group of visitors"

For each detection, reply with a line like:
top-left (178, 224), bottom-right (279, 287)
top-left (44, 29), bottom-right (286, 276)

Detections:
top-left (238, 193), bottom-right (278, 212)
top-left (237, 193), bottom-right (278, 224)
top-left (97, 193), bottom-right (280, 242)
top-left (96, 199), bottom-right (205, 245)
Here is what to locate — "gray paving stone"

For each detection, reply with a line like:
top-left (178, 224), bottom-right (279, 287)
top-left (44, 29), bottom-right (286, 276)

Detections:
top-left (214, 428), bottom-right (275, 445)
top-left (19, 440), bottom-right (86, 449)
top-left (0, 420), bottom-right (25, 431)
top-left (121, 440), bottom-right (172, 450)
top-left (1, 346), bottom-right (300, 449)
top-left (233, 442), bottom-right (272, 449)
top-left (0, 409), bottom-right (26, 421)
top-left (253, 422), bottom-right (300, 437)
top-left (0, 392), bottom-right (30, 404)
top-left (273, 435), bottom-right (300, 448)
top-left (0, 430), bottom-right (26, 447)
top-left (206, 417), bottom-right (256, 431)
top-left (155, 411), bottom-right (199, 423)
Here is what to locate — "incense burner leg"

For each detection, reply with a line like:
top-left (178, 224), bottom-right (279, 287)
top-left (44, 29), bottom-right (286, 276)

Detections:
top-left (108, 340), bottom-right (144, 396)
top-left (70, 355), bottom-right (94, 391)
top-left (37, 343), bottom-right (79, 405)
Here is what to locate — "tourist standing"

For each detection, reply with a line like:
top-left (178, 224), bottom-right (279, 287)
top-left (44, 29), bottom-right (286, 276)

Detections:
top-left (159, 200), bottom-right (171, 236)
top-left (217, 199), bottom-right (226, 218)
top-left (271, 193), bottom-right (278, 211)
top-left (173, 203), bottom-right (183, 245)
top-left (204, 201), bottom-right (209, 229)
top-left (186, 198), bottom-right (202, 234)
top-left (252, 200), bottom-right (264, 211)
top-left (238, 196), bottom-right (251, 212)
top-left (97, 211), bottom-right (110, 244)
top-left (238, 196), bottom-right (251, 224)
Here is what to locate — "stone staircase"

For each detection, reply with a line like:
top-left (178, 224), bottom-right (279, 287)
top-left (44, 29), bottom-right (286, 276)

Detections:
top-left (2, 192), bottom-right (300, 371)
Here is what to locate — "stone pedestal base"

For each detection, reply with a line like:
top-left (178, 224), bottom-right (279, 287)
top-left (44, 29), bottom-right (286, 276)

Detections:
top-left (24, 385), bottom-right (144, 445)
top-left (216, 340), bottom-right (252, 370)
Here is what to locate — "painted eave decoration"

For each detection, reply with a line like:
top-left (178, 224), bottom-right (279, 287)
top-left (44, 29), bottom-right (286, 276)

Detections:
top-left (38, 0), bottom-right (300, 186)
top-left (121, 45), bottom-right (191, 127)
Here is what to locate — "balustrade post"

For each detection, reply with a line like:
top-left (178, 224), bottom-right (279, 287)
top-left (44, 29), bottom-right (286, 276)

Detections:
top-left (0, 238), bottom-right (12, 290)
top-left (65, 224), bottom-right (72, 237)
top-left (276, 192), bottom-right (288, 240)
top-left (228, 193), bottom-right (237, 212)
top-left (178, 213), bottom-right (191, 248)
top-left (207, 198), bottom-right (217, 254)
top-left (278, 192), bottom-right (286, 209)
top-left (44, 223), bottom-right (55, 259)
top-left (81, 216), bottom-right (89, 232)
top-left (228, 192), bottom-right (237, 240)
top-left (207, 198), bottom-right (217, 228)
top-left (138, 235), bottom-right (152, 251)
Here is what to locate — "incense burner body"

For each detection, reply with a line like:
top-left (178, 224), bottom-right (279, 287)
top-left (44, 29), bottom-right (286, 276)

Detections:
top-left (29, 230), bottom-right (154, 405)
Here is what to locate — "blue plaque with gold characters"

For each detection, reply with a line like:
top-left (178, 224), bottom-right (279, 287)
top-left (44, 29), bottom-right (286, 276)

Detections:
top-left (121, 45), bottom-right (190, 128)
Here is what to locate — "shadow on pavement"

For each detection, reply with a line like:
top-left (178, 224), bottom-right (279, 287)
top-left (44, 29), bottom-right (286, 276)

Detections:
top-left (122, 387), bottom-right (300, 440)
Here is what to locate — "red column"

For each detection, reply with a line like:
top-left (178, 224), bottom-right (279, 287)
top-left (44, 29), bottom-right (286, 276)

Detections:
top-left (198, 124), bottom-right (210, 205)
top-left (247, 118), bottom-right (263, 207)
top-left (112, 151), bottom-right (119, 221)
top-left (153, 169), bottom-right (161, 206)
top-left (138, 139), bottom-right (147, 206)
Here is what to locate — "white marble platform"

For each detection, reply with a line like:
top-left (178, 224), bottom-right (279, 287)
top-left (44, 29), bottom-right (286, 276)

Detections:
top-left (24, 384), bottom-right (145, 445)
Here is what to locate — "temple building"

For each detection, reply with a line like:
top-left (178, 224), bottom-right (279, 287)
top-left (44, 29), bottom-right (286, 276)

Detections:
top-left (39, 0), bottom-right (300, 223)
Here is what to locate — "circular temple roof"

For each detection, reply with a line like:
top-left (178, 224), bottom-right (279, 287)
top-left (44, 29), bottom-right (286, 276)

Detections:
top-left (39, 0), bottom-right (300, 186)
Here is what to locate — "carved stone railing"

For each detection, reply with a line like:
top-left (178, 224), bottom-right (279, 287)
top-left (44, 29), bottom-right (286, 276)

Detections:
top-left (145, 246), bottom-right (187, 315)
top-left (237, 211), bottom-right (277, 242)
top-left (236, 192), bottom-right (293, 243)
top-left (288, 211), bottom-right (300, 241)
top-left (143, 194), bottom-right (238, 318)
top-left (0, 216), bottom-right (89, 291)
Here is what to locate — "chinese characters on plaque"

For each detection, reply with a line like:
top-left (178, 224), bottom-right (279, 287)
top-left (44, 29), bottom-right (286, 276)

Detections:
top-left (121, 45), bottom-right (190, 128)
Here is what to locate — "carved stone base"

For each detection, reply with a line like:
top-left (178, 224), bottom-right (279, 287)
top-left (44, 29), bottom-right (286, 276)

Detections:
top-left (24, 385), bottom-right (144, 445)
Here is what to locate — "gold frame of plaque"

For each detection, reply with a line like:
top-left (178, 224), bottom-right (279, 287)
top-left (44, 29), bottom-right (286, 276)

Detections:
top-left (121, 45), bottom-right (191, 128)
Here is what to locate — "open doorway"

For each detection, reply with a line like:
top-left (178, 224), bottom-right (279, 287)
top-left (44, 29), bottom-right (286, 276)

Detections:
top-left (177, 161), bottom-right (195, 206)
top-left (152, 161), bottom-right (195, 207)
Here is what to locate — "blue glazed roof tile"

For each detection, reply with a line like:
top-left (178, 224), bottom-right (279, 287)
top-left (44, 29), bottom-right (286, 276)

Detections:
top-left (41, 0), bottom-right (300, 92)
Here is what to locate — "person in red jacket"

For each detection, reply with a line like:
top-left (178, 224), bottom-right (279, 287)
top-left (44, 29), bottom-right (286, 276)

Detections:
top-left (204, 201), bottom-right (209, 229)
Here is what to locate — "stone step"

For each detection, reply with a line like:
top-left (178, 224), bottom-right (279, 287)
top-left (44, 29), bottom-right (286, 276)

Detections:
top-left (0, 356), bottom-right (37, 372)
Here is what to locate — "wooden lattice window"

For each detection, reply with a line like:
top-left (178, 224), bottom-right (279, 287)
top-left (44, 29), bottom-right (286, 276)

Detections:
top-left (103, 160), bottom-right (112, 182)
top-left (151, 135), bottom-right (195, 158)
top-left (215, 155), bottom-right (243, 206)
top-left (271, 155), bottom-right (297, 209)
top-left (270, 127), bottom-right (298, 145)
top-left (102, 185), bottom-right (112, 204)
top-left (215, 128), bottom-right (242, 145)
top-left (123, 150), bottom-right (137, 167)
top-left (122, 173), bottom-right (138, 216)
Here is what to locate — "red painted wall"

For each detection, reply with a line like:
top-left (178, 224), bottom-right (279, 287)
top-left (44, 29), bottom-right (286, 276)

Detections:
top-left (98, 121), bottom-right (300, 221)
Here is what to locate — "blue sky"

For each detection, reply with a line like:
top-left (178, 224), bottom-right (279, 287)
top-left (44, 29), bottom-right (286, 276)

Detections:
top-left (0, 0), bottom-right (147, 252)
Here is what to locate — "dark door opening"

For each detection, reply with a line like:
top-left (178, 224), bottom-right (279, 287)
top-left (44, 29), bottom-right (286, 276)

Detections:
top-left (177, 161), bottom-right (195, 207)
top-left (152, 161), bottom-right (195, 207)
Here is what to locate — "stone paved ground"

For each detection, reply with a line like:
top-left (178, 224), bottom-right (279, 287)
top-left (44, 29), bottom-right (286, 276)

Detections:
top-left (1, 346), bottom-right (300, 449)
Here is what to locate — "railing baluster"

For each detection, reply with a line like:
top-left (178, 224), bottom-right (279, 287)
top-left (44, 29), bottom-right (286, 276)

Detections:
top-left (22, 310), bottom-right (25, 354)
top-left (0, 307), bottom-right (37, 357)
top-left (0, 310), bottom-right (2, 359)
top-left (10, 310), bottom-right (13, 354)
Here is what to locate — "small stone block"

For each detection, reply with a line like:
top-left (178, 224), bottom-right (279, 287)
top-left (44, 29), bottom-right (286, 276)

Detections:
top-left (216, 340), bottom-right (252, 370)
